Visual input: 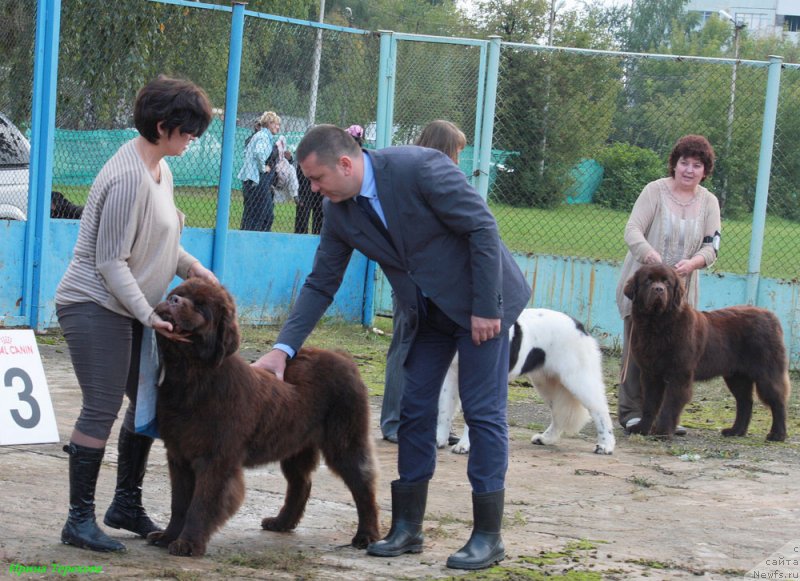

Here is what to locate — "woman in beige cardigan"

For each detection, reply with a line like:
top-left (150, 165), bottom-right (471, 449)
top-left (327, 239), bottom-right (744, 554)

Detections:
top-left (616, 135), bottom-right (721, 433)
top-left (56, 76), bottom-right (217, 553)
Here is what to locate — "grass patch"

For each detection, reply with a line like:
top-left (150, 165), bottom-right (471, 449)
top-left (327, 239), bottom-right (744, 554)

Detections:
top-left (150, 570), bottom-right (203, 581)
top-left (488, 201), bottom-right (797, 279)
top-left (627, 475), bottom-right (656, 488)
top-left (238, 320), bottom-right (392, 397)
top-left (217, 548), bottom-right (309, 573)
top-left (625, 558), bottom-right (670, 569)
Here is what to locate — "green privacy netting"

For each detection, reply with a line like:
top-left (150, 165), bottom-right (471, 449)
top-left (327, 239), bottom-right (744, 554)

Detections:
top-left (52, 118), bottom-right (305, 189)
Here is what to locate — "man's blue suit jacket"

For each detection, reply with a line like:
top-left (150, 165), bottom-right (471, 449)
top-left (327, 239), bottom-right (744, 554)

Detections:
top-left (276, 145), bottom-right (531, 351)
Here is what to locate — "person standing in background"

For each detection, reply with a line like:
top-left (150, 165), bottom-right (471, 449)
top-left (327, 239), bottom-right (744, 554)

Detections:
top-left (55, 76), bottom-right (217, 552)
top-left (616, 134), bottom-right (721, 435)
top-left (239, 111), bottom-right (281, 231)
top-left (381, 120), bottom-right (467, 443)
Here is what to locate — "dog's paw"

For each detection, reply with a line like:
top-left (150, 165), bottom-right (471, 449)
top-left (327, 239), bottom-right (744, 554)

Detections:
top-left (531, 432), bottom-right (559, 446)
top-left (765, 430), bottom-right (787, 442)
top-left (721, 427), bottom-right (746, 438)
top-left (147, 530), bottom-right (173, 547)
top-left (168, 538), bottom-right (205, 557)
top-left (261, 516), bottom-right (294, 532)
top-left (594, 444), bottom-right (613, 455)
top-left (450, 441), bottom-right (470, 454)
top-left (351, 529), bottom-right (378, 549)
top-left (625, 422), bottom-right (645, 435)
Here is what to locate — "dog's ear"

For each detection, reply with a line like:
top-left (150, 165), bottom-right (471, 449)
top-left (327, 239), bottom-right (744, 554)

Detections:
top-left (670, 271), bottom-right (686, 310)
top-left (623, 272), bottom-right (638, 301)
top-left (192, 285), bottom-right (241, 367)
top-left (216, 305), bottom-right (241, 364)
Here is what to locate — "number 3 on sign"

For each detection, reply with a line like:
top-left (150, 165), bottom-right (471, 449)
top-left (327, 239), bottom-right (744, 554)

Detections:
top-left (0, 330), bottom-right (60, 445)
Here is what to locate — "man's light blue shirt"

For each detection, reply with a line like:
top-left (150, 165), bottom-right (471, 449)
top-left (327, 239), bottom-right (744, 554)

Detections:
top-left (357, 151), bottom-right (387, 226)
top-left (274, 151), bottom-right (381, 360)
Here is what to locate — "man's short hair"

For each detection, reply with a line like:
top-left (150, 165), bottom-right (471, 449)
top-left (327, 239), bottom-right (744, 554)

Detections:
top-left (134, 75), bottom-right (212, 144)
top-left (296, 124), bottom-right (361, 166)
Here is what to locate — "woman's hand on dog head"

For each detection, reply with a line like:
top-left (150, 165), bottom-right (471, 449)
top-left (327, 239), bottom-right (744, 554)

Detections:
top-left (643, 249), bottom-right (662, 265)
top-left (187, 261), bottom-right (219, 285)
top-left (151, 313), bottom-right (192, 343)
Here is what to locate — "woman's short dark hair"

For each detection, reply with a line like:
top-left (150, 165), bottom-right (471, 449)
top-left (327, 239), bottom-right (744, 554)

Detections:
top-left (134, 75), bottom-right (212, 144)
top-left (668, 134), bottom-right (715, 181)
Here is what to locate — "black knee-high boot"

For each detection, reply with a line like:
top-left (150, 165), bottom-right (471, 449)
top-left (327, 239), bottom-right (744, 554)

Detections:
top-left (367, 480), bottom-right (428, 557)
top-left (103, 427), bottom-right (162, 537)
top-left (446, 489), bottom-right (505, 570)
top-left (61, 443), bottom-right (126, 552)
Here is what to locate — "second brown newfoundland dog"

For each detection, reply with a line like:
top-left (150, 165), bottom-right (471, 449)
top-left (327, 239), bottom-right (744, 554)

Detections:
top-left (147, 278), bottom-right (379, 556)
top-left (624, 264), bottom-right (789, 441)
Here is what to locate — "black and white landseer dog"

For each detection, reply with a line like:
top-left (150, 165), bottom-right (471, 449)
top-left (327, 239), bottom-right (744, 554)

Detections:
top-left (437, 308), bottom-right (616, 455)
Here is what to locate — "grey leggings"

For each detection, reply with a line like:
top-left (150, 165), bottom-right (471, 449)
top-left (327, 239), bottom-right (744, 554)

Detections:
top-left (57, 302), bottom-right (143, 440)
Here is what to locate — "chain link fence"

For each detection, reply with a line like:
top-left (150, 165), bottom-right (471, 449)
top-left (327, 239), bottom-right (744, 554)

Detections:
top-left (388, 37), bottom-right (482, 181)
top-left (13, 0), bottom-right (377, 234)
top-left (0, 1), bottom-right (34, 219)
top-left (491, 44), bottom-right (798, 280)
top-left (236, 13), bottom-right (378, 232)
top-left (4, 0), bottom-right (799, 281)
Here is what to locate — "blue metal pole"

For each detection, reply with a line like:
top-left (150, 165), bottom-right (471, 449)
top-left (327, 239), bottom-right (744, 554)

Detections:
top-left (470, 42), bottom-right (488, 187)
top-left (212, 1), bottom-right (247, 282)
top-left (25, 0), bottom-right (61, 330)
top-left (375, 31), bottom-right (395, 149)
top-left (745, 55), bottom-right (782, 305)
top-left (476, 36), bottom-right (501, 201)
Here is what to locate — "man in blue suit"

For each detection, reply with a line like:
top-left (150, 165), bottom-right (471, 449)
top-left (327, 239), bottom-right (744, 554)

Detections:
top-left (254, 124), bottom-right (530, 570)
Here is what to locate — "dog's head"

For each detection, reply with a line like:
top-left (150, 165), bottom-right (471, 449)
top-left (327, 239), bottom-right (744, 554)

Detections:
top-left (155, 278), bottom-right (240, 368)
top-left (623, 264), bottom-right (685, 315)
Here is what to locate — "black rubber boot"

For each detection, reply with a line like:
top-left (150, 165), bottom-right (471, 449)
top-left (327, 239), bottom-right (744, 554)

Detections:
top-left (103, 427), bottom-right (162, 538)
top-left (446, 489), bottom-right (505, 570)
top-left (366, 480), bottom-right (428, 557)
top-left (61, 443), bottom-right (126, 552)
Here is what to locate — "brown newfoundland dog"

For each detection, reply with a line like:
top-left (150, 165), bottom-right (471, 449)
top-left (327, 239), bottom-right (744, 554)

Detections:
top-left (624, 264), bottom-right (790, 441)
top-left (146, 278), bottom-right (380, 556)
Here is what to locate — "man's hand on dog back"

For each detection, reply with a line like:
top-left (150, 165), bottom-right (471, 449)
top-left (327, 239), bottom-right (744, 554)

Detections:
top-left (252, 349), bottom-right (288, 381)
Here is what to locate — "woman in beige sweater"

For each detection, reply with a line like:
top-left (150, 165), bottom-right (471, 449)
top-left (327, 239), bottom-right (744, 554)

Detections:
top-left (616, 135), bottom-right (721, 433)
top-left (56, 76), bottom-right (217, 553)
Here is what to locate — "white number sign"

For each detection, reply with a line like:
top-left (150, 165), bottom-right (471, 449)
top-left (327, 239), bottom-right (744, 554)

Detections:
top-left (0, 330), bottom-right (60, 445)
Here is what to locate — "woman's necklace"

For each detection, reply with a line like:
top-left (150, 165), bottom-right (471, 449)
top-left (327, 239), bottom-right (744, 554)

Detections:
top-left (667, 189), bottom-right (698, 218)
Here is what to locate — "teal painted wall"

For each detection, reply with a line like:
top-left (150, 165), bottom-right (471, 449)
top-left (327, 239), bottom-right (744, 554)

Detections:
top-left (376, 255), bottom-right (800, 369)
top-left (3, 222), bottom-right (370, 331)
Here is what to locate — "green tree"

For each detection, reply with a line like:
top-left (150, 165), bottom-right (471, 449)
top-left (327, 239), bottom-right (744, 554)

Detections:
top-left (625, 0), bottom-right (690, 53)
top-left (0, 0), bottom-right (35, 127)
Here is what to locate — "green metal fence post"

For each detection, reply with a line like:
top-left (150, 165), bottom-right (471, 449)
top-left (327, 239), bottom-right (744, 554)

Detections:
top-left (746, 55), bottom-right (783, 305)
top-left (376, 30), bottom-right (396, 149)
top-left (476, 36), bottom-right (501, 201)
